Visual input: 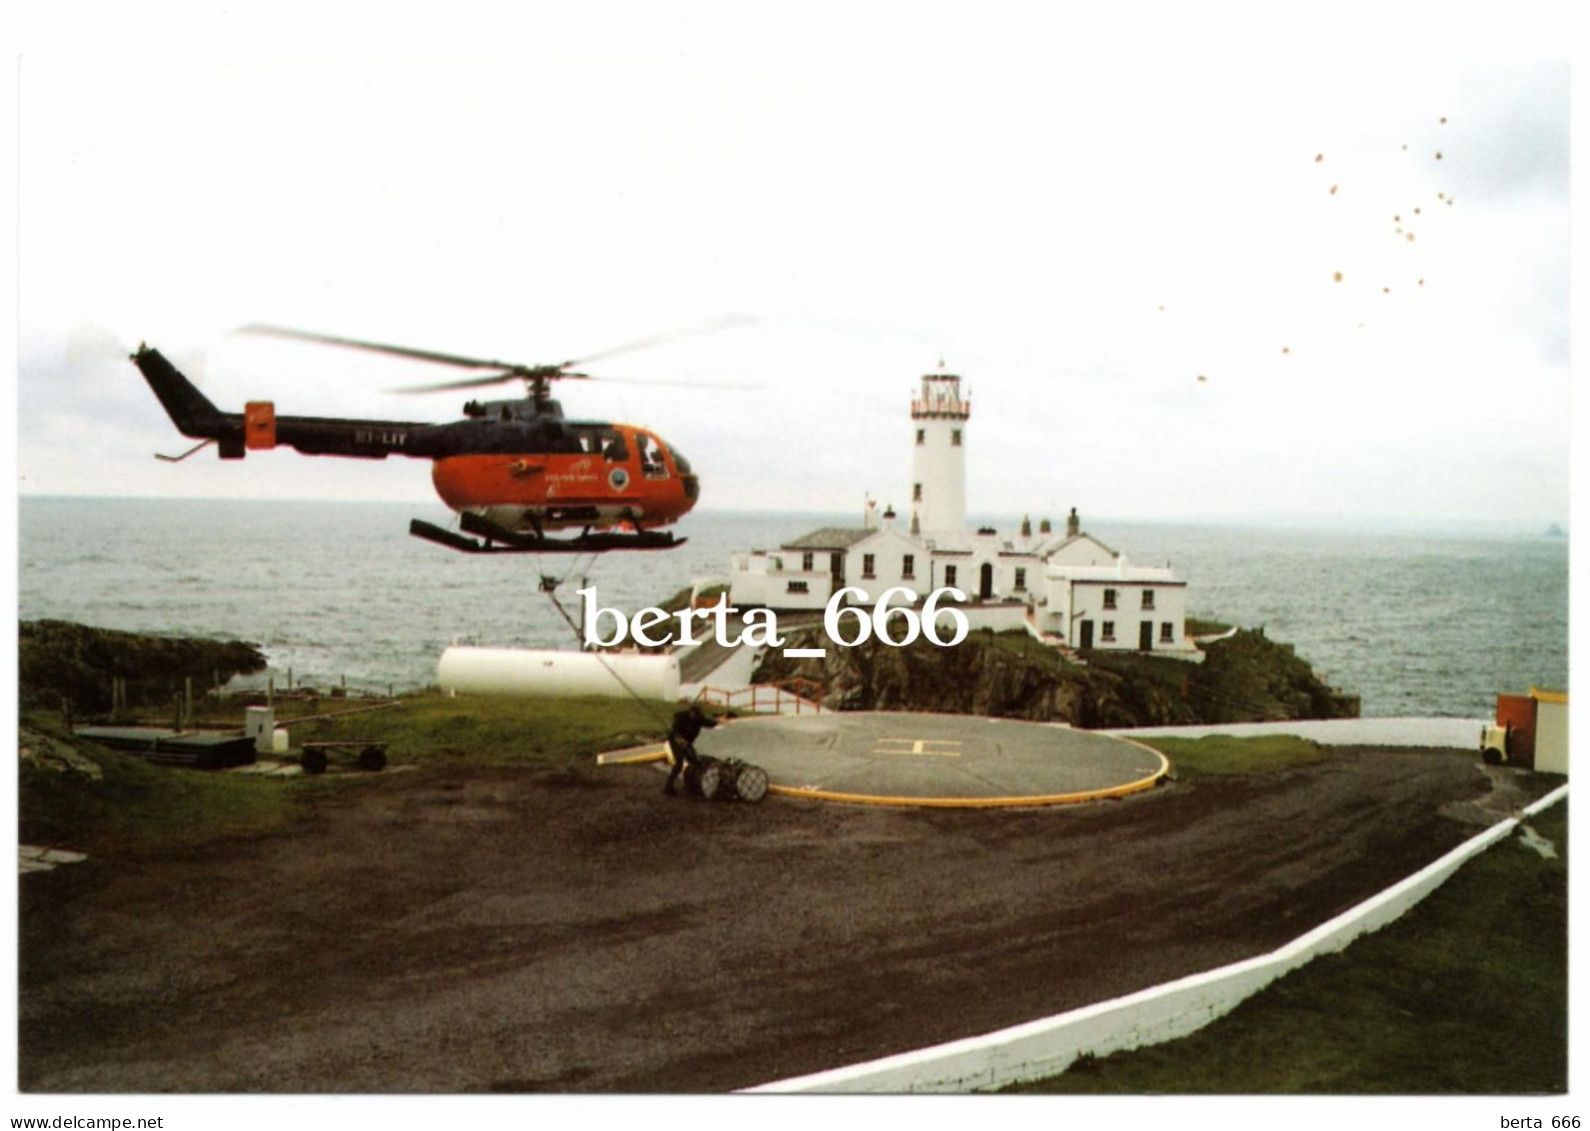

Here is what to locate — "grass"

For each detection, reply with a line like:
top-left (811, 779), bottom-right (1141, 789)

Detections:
top-left (288, 691), bottom-right (673, 767)
top-left (968, 629), bottom-right (1068, 671)
top-left (1141, 734), bottom-right (1332, 776)
top-left (19, 692), bottom-right (678, 855)
top-left (20, 713), bottom-right (305, 855)
top-left (1006, 799), bottom-right (1568, 1094)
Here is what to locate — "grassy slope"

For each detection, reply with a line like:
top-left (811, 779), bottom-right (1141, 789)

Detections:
top-left (19, 694), bottom-right (675, 855)
top-left (1007, 800), bottom-right (1568, 1094)
top-left (1144, 734), bottom-right (1332, 776)
top-left (288, 693), bottom-right (672, 767)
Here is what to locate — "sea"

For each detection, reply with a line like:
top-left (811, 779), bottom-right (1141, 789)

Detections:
top-left (15, 497), bottom-right (1571, 719)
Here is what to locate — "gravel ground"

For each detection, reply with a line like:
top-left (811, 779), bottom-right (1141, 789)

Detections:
top-left (17, 743), bottom-right (1544, 1093)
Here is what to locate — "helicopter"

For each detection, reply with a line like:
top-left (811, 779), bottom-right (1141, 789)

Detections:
top-left (131, 322), bottom-right (740, 553)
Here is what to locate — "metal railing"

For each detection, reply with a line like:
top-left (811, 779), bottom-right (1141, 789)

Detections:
top-left (695, 678), bottom-right (825, 716)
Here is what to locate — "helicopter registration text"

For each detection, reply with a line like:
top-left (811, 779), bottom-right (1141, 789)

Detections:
top-left (578, 586), bottom-right (971, 651)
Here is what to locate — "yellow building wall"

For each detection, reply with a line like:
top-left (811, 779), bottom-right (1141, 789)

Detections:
top-left (1532, 691), bottom-right (1569, 775)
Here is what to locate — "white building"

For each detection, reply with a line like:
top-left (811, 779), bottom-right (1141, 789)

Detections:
top-left (728, 371), bottom-right (1197, 656)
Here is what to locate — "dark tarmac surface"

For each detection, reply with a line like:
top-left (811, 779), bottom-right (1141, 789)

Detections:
top-left (696, 712), bottom-right (1166, 804)
top-left (18, 742), bottom-right (1543, 1094)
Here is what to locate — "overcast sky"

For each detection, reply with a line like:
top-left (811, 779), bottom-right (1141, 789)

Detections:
top-left (11, 3), bottom-right (1576, 528)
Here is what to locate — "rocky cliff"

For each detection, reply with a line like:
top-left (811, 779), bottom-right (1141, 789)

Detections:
top-left (752, 627), bottom-right (1359, 728)
top-left (19, 620), bottom-right (268, 714)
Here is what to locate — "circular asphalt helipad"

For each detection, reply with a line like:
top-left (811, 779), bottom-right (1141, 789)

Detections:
top-left (690, 712), bottom-right (1168, 807)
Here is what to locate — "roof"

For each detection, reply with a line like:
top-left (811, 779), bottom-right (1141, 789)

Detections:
top-left (1046, 564), bottom-right (1184, 584)
top-left (781, 527), bottom-right (877, 551)
top-left (1039, 531), bottom-right (1121, 559)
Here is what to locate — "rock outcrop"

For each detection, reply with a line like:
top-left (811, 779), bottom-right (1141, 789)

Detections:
top-left (19, 620), bottom-right (268, 714)
top-left (752, 627), bottom-right (1359, 728)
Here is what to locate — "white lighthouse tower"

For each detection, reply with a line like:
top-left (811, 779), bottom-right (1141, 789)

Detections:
top-left (910, 370), bottom-right (970, 536)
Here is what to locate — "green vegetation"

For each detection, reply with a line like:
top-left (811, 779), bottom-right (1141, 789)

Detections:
top-left (19, 619), bottom-right (268, 714)
top-left (290, 692), bottom-right (672, 768)
top-left (1184, 616), bottom-right (1234, 636)
top-left (1087, 629), bottom-right (1359, 723)
top-left (1141, 734), bottom-right (1332, 777)
top-left (967, 628), bottom-right (1069, 671)
top-left (1007, 801), bottom-right (1568, 1094)
top-left (19, 714), bottom-right (303, 855)
top-left (760, 626), bottom-right (1356, 728)
top-left (18, 691), bottom-right (677, 855)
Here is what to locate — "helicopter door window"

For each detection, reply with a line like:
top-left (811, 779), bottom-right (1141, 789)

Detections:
top-left (638, 433), bottom-right (670, 479)
top-left (600, 429), bottom-right (629, 463)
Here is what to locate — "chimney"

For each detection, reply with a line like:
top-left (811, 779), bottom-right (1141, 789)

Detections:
top-left (1021, 514), bottom-right (1032, 538)
top-left (1066, 507), bottom-right (1080, 538)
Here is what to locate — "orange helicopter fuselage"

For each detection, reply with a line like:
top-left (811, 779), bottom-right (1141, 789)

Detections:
top-left (429, 423), bottom-right (699, 533)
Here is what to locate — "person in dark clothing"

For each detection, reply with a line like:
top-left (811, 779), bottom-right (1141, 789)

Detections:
top-left (664, 703), bottom-right (718, 795)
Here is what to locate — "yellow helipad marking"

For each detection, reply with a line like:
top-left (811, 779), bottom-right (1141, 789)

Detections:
top-left (871, 738), bottom-right (963, 757)
top-left (596, 745), bottom-right (669, 766)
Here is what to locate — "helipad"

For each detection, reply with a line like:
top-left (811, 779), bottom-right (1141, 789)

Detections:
top-left (692, 712), bottom-right (1169, 807)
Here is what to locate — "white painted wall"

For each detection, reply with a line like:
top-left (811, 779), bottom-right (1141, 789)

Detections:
top-left (746, 786), bottom-right (1568, 1093)
top-left (911, 374), bottom-right (969, 535)
top-left (728, 551), bottom-right (831, 610)
top-left (1043, 573), bottom-right (1190, 653)
top-left (841, 527), bottom-right (930, 605)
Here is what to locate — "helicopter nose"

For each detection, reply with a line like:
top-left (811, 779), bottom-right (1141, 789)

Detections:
top-left (682, 474), bottom-right (700, 502)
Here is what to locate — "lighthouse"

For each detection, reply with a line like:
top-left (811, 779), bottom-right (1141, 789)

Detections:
top-left (910, 371), bottom-right (970, 536)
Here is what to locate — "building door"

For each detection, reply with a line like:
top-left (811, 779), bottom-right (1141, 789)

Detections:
top-left (1079, 620), bottom-right (1094, 649)
top-left (979, 562), bottom-right (994, 601)
top-left (1140, 620), bottom-right (1154, 651)
top-left (831, 551), bottom-right (844, 587)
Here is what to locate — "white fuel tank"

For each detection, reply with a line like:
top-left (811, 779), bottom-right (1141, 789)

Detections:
top-left (437, 646), bottom-right (681, 702)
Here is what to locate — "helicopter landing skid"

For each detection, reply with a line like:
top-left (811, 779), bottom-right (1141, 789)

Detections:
top-left (409, 517), bottom-right (686, 554)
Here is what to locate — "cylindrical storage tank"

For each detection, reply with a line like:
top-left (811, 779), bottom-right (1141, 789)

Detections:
top-left (437, 647), bottom-right (681, 702)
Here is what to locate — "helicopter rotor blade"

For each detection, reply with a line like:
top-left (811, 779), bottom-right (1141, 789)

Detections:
top-left (237, 323), bottom-right (535, 373)
top-left (594, 375), bottom-right (761, 390)
top-left (384, 371), bottom-right (593, 395)
top-left (237, 314), bottom-right (757, 395)
top-left (564, 313), bottom-right (756, 368)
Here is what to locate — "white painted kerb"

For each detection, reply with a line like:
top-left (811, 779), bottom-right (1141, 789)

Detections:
top-left (745, 784), bottom-right (1568, 1094)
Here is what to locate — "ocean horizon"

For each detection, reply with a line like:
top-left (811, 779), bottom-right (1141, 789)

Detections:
top-left (17, 496), bottom-right (1569, 719)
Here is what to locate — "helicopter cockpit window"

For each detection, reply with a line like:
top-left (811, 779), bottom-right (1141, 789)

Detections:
top-left (637, 432), bottom-right (670, 479)
top-left (599, 429), bottom-right (629, 463)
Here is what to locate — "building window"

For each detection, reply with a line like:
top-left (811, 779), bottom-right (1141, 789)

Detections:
top-left (913, 483), bottom-right (922, 502)
top-left (944, 564), bottom-right (958, 588)
top-left (787, 580), bottom-right (809, 593)
top-left (801, 551), bottom-right (814, 572)
top-left (915, 428), bottom-right (925, 445)
top-left (951, 429), bottom-right (962, 446)
top-left (1102, 621), bottom-right (1116, 642)
top-left (1142, 589), bottom-right (1155, 610)
top-left (902, 554), bottom-right (916, 579)
top-left (1103, 588), bottom-right (1118, 609)
top-left (1160, 621), bottom-right (1174, 642)
top-left (1014, 567), bottom-right (1027, 591)
top-left (862, 553), bottom-right (876, 579)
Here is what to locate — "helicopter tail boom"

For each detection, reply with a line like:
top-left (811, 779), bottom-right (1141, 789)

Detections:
top-left (133, 344), bottom-right (430, 460)
top-left (132, 345), bottom-right (241, 452)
